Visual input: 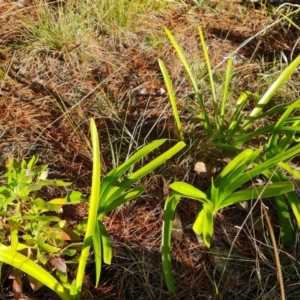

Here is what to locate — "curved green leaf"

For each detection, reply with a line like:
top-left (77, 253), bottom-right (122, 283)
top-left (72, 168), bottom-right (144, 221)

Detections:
top-left (76, 118), bottom-right (101, 296)
top-left (0, 245), bottom-right (69, 300)
top-left (169, 182), bottom-right (209, 203)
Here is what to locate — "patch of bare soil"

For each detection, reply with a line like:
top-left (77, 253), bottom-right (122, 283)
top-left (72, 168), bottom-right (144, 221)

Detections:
top-left (1, 0), bottom-right (300, 299)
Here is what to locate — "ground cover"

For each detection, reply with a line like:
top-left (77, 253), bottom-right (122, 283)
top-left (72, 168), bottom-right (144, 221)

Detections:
top-left (1, 0), bottom-right (300, 299)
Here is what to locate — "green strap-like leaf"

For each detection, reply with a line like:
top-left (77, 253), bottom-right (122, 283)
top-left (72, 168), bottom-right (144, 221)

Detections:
top-left (76, 118), bottom-right (101, 296)
top-left (0, 245), bottom-right (69, 300)
top-left (164, 27), bottom-right (213, 134)
top-left (93, 221), bottom-right (102, 287)
top-left (162, 192), bottom-right (182, 293)
top-left (267, 98), bottom-right (300, 152)
top-left (214, 148), bottom-right (262, 202)
top-left (158, 59), bottom-right (184, 141)
top-left (103, 185), bottom-right (145, 216)
top-left (98, 221), bottom-right (112, 265)
top-left (100, 139), bottom-right (166, 204)
top-left (102, 141), bottom-right (185, 206)
top-left (217, 182), bottom-right (294, 210)
top-left (274, 195), bottom-right (294, 247)
top-left (247, 55), bottom-right (300, 120)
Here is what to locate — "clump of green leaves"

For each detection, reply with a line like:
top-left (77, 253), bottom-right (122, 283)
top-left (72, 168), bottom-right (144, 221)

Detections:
top-left (162, 141), bottom-right (300, 292)
top-left (158, 26), bottom-right (300, 153)
top-left (159, 26), bottom-right (300, 293)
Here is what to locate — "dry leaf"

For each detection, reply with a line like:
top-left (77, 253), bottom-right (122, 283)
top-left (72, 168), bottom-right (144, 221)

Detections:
top-left (172, 218), bottom-right (183, 241)
top-left (12, 277), bottom-right (22, 300)
top-left (50, 257), bottom-right (67, 273)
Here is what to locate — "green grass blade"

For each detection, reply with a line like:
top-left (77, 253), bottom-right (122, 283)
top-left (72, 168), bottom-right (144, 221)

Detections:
top-left (198, 25), bottom-right (219, 130)
top-left (76, 118), bottom-right (101, 296)
top-left (162, 192), bottom-right (182, 293)
top-left (158, 59), bottom-right (184, 141)
top-left (233, 123), bottom-right (276, 146)
top-left (164, 27), bottom-right (213, 134)
top-left (221, 57), bottom-right (233, 123)
top-left (0, 245), bottom-right (69, 300)
top-left (209, 143), bottom-right (241, 155)
top-left (247, 55), bottom-right (300, 120)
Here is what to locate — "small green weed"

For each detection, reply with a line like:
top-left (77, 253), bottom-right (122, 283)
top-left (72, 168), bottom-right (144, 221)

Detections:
top-left (0, 154), bottom-right (81, 297)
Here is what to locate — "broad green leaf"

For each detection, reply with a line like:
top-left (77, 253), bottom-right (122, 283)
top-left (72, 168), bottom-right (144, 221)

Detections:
top-left (209, 143), bottom-right (241, 155)
top-left (70, 279), bottom-right (77, 299)
top-left (197, 205), bottom-right (213, 248)
top-left (210, 179), bottom-right (219, 207)
top-left (193, 206), bottom-right (206, 236)
top-left (193, 204), bottom-right (214, 248)
top-left (279, 162), bottom-right (300, 180)
top-left (49, 197), bottom-right (80, 205)
top-left (0, 244), bottom-right (69, 300)
top-left (47, 228), bottom-right (81, 241)
top-left (217, 182), bottom-right (294, 210)
top-left (11, 230), bottom-right (18, 251)
top-left (37, 179), bottom-right (71, 187)
top-left (285, 191), bottom-right (300, 228)
top-left (32, 198), bottom-right (61, 212)
top-left (213, 148), bottom-right (256, 187)
top-left (223, 145), bottom-right (300, 200)
top-left (169, 182), bottom-right (209, 203)
top-left (65, 191), bottom-right (86, 203)
top-left (36, 249), bottom-right (47, 265)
